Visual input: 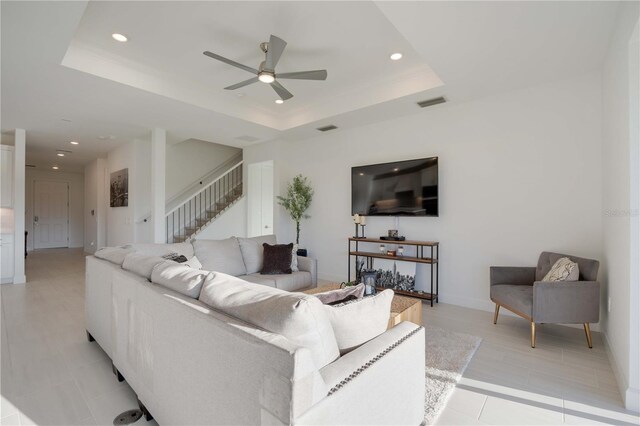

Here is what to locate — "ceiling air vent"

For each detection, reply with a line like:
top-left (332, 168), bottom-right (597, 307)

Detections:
top-left (316, 125), bottom-right (338, 132)
top-left (417, 96), bottom-right (446, 108)
top-left (26, 164), bottom-right (36, 168)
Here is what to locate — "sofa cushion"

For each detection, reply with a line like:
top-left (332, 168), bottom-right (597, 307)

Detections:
top-left (261, 243), bottom-right (293, 275)
top-left (239, 274), bottom-right (277, 287)
top-left (130, 242), bottom-right (194, 259)
top-left (324, 290), bottom-right (394, 354)
top-left (490, 284), bottom-right (533, 318)
top-left (193, 238), bottom-right (247, 276)
top-left (243, 272), bottom-right (312, 291)
top-left (122, 253), bottom-right (168, 280)
top-left (94, 246), bottom-right (134, 265)
top-left (151, 261), bottom-right (210, 298)
top-left (198, 272), bottom-right (339, 369)
top-left (237, 235), bottom-right (277, 274)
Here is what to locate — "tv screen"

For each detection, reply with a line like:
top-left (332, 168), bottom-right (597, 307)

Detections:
top-left (352, 157), bottom-right (438, 217)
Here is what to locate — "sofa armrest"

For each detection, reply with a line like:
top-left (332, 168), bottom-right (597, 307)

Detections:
top-left (490, 266), bottom-right (536, 286)
top-left (297, 256), bottom-right (317, 287)
top-left (294, 322), bottom-right (425, 425)
top-left (533, 280), bottom-right (600, 323)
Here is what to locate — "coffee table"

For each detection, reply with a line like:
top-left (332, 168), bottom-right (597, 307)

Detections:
top-left (304, 283), bottom-right (423, 329)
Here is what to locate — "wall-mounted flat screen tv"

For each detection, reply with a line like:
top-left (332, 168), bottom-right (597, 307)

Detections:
top-left (352, 157), bottom-right (438, 217)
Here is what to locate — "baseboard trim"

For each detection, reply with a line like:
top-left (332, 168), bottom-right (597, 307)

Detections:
top-left (604, 332), bottom-right (640, 413)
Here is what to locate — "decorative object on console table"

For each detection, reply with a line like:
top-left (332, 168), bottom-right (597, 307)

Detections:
top-left (277, 174), bottom-right (313, 248)
top-left (348, 237), bottom-right (439, 306)
top-left (296, 248), bottom-right (307, 257)
top-left (359, 215), bottom-right (366, 238)
top-left (362, 269), bottom-right (377, 296)
top-left (388, 229), bottom-right (398, 238)
top-left (386, 250), bottom-right (397, 257)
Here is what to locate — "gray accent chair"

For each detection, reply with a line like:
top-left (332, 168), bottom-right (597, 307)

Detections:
top-left (490, 252), bottom-right (600, 348)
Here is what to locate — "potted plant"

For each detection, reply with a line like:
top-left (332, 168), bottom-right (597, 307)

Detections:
top-left (277, 174), bottom-right (314, 256)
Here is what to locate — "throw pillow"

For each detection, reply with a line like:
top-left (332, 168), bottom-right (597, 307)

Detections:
top-left (291, 243), bottom-right (299, 272)
top-left (129, 242), bottom-right (194, 259)
top-left (162, 252), bottom-right (189, 263)
top-left (261, 243), bottom-right (293, 275)
top-left (324, 289), bottom-right (394, 354)
top-left (542, 257), bottom-right (580, 282)
top-left (193, 238), bottom-right (247, 276)
top-left (315, 283), bottom-right (365, 305)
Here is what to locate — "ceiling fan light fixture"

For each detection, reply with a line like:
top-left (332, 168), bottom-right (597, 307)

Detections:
top-left (258, 72), bottom-right (275, 83)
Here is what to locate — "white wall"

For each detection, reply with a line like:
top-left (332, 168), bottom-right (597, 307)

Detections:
top-left (25, 168), bottom-right (84, 250)
top-left (195, 196), bottom-right (247, 240)
top-left (165, 139), bottom-right (241, 201)
top-left (601, 2), bottom-right (640, 412)
top-left (245, 71), bottom-right (604, 313)
top-left (84, 158), bottom-right (106, 253)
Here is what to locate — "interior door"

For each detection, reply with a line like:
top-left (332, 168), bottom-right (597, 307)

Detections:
top-left (248, 161), bottom-right (274, 237)
top-left (34, 181), bottom-right (69, 249)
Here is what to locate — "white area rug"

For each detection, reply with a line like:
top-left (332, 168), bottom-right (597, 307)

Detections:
top-left (424, 324), bottom-right (482, 425)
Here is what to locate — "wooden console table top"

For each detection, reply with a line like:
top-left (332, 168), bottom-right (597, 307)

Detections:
top-left (348, 237), bottom-right (439, 246)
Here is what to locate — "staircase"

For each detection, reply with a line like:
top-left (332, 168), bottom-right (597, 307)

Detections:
top-left (166, 161), bottom-right (242, 243)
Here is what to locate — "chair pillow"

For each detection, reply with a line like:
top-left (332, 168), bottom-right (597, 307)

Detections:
top-left (94, 246), bottom-right (134, 265)
top-left (199, 272), bottom-right (339, 369)
top-left (261, 243), bottom-right (293, 275)
top-left (122, 253), bottom-right (169, 280)
top-left (193, 238), bottom-right (247, 276)
top-left (237, 235), bottom-right (277, 274)
top-left (542, 257), bottom-right (580, 282)
top-left (315, 284), bottom-right (365, 305)
top-left (324, 289), bottom-right (394, 354)
top-left (151, 261), bottom-right (210, 298)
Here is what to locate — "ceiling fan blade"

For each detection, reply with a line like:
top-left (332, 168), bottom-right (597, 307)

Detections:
top-left (224, 77), bottom-right (259, 90)
top-left (265, 35), bottom-right (287, 71)
top-left (270, 81), bottom-right (293, 100)
top-left (203, 51), bottom-right (258, 75)
top-left (276, 70), bottom-right (328, 81)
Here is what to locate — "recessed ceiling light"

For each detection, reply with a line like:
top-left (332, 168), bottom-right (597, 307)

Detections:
top-left (112, 33), bottom-right (128, 42)
top-left (393, 168), bottom-right (399, 172)
top-left (275, 99), bottom-right (284, 104)
top-left (390, 53), bottom-right (403, 61)
top-left (57, 153), bottom-right (65, 157)
top-left (359, 172), bottom-right (364, 176)
top-left (237, 93), bottom-right (245, 98)
top-left (70, 141), bottom-right (79, 145)
top-left (52, 166), bottom-right (59, 170)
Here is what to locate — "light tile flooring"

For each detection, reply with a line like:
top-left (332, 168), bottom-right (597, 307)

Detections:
top-left (0, 248), bottom-right (638, 425)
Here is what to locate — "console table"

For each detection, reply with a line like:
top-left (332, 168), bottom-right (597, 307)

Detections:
top-left (348, 237), bottom-right (439, 306)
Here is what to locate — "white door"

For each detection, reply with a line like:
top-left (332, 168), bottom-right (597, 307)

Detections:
top-left (33, 181), bottom-right (69, 249)
top-left (248, 161), bottom-right (274, 237)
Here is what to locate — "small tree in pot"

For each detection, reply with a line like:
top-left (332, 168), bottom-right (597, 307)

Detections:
top-left (277, 175), bottom-right (314, 252)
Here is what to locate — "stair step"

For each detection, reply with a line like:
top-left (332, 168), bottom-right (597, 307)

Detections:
top-left (173, 236), bottom-right (188, 243)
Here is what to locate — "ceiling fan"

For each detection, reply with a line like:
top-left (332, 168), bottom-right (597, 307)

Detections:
top-left (203, 35), bottom-right (327, 101)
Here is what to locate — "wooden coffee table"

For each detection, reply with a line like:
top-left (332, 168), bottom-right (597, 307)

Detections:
top-left (304, 283), bottom-right (423, 329)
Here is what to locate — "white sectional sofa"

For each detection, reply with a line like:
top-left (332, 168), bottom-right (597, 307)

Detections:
top-left (85, 236), bottom-right (426, 425)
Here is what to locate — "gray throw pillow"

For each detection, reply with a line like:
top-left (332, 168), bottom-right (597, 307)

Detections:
top-left (315, 284), bottom-right (365, 305)
top-left (193, 238), bottom-right (247, 276)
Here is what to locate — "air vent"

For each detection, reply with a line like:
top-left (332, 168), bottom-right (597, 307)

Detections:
top-left (235, 135), bottom-right (260, 142)
top-left (316, 125), bottom-right (338, 132)
top-left (417, 97), bottom-right (446, 108)
top-left (57, 149), bottom-right (73, 154)
top-left (26, 164), bottom-right (36, 168)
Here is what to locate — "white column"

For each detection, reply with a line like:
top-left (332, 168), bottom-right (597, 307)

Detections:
top-left (13, 129), bottom-right (26, 283)
top-left (151, 128), bottom-right (166, 244)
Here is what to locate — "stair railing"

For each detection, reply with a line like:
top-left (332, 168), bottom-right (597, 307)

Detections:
top-left (166, 161), bottom-right (243, 243)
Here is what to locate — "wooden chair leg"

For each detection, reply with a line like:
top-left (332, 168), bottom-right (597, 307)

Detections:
top-left (493, 304), bottom-right (500, 324)
top-left (584, 323), bottom-right (593, 348)
top-left (531, 322), bottom-right (536, 348)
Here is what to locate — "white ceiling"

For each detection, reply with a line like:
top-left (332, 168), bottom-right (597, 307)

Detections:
top-left (1, 1), bottom-right (620, 173)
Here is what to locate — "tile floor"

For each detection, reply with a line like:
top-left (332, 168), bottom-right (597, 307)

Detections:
top-left (1, 248), bottom-right (638, 425)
